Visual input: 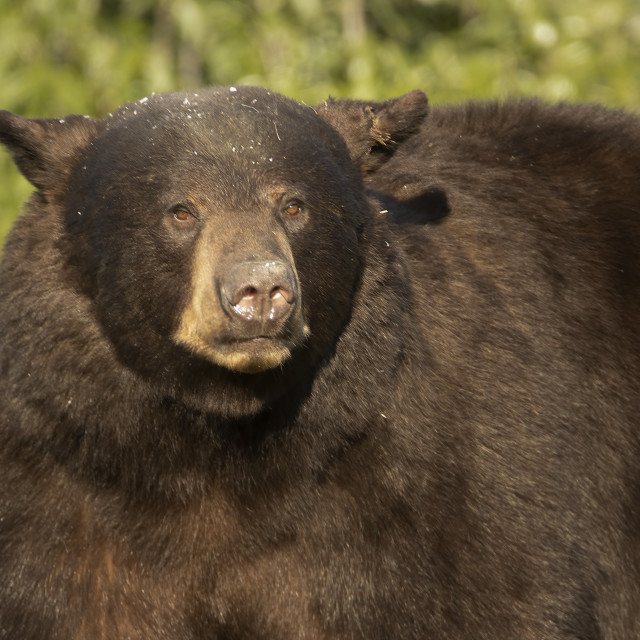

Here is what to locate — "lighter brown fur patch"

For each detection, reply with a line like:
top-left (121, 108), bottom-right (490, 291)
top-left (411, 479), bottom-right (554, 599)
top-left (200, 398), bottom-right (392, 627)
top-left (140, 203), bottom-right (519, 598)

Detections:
top-left (174, 217), bottom-right (308, 373)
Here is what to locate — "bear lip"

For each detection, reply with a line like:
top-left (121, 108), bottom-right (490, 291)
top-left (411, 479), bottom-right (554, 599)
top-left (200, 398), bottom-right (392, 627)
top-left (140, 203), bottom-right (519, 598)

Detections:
top-left (174, 328), bottom-right (304, 374)
top-left (212, 336), bottom-right (294, 373)
top-left (219, 335), bottom-right (287, 345)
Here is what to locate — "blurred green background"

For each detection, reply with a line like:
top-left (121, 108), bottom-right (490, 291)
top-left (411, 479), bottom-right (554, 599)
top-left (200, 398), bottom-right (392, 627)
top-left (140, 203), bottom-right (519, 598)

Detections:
top-left (2, 0), bottom-right (639, 241)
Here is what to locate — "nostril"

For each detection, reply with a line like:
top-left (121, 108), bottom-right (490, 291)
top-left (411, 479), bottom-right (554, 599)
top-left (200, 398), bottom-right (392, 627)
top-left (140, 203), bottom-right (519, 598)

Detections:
top-left (231, 286), bottom-right (258, 306)
top-left (270, 285), bottom-right (294, 304)
top-left (268, 287), bottom-right (293, 322)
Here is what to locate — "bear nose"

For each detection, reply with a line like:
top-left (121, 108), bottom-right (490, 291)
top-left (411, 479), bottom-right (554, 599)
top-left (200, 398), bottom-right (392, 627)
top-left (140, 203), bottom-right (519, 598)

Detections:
top-left (221, 261), bottom-right (296, 327)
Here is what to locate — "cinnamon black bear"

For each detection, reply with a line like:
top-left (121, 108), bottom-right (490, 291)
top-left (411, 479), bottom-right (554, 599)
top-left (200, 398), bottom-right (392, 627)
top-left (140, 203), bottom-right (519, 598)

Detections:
top-left (0, 86), bottom-right (639, 639)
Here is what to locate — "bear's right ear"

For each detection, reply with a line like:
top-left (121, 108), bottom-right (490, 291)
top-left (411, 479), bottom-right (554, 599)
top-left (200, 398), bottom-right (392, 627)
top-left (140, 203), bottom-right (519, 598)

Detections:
top-left (0, 111), bottom-right (104, 195)
top-left (316, 89), bottom-right (429, 175)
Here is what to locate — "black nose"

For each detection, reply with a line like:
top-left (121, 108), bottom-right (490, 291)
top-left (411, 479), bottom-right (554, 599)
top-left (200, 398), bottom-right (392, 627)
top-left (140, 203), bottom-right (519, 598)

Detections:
top-left (221, 261), bottom-right (296, 328)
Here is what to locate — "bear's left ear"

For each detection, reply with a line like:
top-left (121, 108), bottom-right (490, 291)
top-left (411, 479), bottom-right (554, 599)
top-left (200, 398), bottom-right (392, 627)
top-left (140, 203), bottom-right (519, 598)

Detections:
top-left (0, 111), bottom-right (104, 196)
top-left (316, 89), bottom-right (428, 175)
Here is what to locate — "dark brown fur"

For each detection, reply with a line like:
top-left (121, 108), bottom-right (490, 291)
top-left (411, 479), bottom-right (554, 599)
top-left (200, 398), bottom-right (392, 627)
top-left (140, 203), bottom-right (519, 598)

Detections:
top-left (0, 87), bottom-right (639, 639)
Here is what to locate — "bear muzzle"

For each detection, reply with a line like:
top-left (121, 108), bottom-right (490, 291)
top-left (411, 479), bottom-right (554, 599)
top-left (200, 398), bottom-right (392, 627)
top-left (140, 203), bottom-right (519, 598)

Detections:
top-left (175, 257), bottom-right (308, 374)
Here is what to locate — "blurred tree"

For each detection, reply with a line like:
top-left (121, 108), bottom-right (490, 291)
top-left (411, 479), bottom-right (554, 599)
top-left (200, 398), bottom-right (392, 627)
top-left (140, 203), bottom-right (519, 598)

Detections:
top-left (1, 0), bottom-right (639, 240)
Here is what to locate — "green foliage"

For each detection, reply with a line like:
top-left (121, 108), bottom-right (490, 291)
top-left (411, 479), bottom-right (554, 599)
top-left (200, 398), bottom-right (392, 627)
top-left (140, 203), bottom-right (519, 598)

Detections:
top-left (2, 0), bottom-right (639, 240)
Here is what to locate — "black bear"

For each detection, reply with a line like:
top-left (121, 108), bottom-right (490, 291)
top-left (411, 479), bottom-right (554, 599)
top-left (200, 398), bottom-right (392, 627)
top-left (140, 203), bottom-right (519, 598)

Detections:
top-left (0, 86), bottom-right (639, 639)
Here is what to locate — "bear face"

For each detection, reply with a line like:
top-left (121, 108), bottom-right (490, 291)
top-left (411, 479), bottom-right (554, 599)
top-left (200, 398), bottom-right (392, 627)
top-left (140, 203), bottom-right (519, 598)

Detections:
top-left (1, 88), bottom-right (384, 416)
top-left (83, 90), bottom-right (362, 380)
top-left (74, 89), bottom-right (366, 378)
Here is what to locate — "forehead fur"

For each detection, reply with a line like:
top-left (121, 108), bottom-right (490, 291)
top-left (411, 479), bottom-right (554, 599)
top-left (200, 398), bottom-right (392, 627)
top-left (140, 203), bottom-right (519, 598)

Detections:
top-left (79, 86), bottom-right (362, 211)
top-left (103, 87), bottom-right (340, 159)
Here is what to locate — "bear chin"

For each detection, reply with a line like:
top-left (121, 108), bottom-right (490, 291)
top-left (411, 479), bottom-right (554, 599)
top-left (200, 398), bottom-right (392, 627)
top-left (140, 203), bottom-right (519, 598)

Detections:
top-left (175, 333), bottom-right (296, 374)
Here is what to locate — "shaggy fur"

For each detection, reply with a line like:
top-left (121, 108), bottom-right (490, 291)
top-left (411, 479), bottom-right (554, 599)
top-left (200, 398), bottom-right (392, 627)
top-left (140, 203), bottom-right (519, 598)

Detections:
top-left (0, 86), bottom-right (638, 639)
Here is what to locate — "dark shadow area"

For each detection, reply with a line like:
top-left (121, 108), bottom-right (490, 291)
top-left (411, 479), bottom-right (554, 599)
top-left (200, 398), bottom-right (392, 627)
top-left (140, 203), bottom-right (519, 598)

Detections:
top-left (373, 185), bottom-right (451, 226)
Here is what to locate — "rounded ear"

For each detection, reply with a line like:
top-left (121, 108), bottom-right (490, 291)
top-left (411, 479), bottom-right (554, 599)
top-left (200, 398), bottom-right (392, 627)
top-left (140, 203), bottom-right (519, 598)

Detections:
top-left (316, 90), bottom-right (429, 175)
top-left (0, 111), bottom-right (104, 196)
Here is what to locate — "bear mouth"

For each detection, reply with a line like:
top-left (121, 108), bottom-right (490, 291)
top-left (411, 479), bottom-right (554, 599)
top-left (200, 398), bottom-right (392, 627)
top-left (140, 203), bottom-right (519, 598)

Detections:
top-left (176, 331), bottom-right (308, 374)
top-left (212, 336), bottom-right (297, 374)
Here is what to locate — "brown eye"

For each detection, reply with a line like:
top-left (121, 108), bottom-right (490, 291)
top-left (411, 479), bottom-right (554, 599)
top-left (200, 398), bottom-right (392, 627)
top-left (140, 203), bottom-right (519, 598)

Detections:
top-left (284, 202), bottom-right (302, 216)
top-left (174, 208), bottom-right (192, 222)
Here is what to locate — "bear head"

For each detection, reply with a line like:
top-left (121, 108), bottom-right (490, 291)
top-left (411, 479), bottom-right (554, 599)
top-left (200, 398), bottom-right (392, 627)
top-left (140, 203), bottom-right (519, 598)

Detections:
top-left (0, 87), bottom-right (428, 416)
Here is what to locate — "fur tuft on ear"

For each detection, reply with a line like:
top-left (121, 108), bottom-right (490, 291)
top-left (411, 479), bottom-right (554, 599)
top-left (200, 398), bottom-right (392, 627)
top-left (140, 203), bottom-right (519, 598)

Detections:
top-left (316, 90), bottom-right (429, 175)
top-left (0, 111), bottom-right (104, 196)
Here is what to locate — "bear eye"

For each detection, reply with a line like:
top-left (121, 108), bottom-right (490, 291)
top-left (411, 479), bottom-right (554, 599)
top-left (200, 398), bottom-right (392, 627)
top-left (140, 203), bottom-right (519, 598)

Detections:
top-left (284, 202), bottom-right (302, 217)
top-left (169, 203), bottom-right (200, 227)
top-left (166, 204), bottom-right (200, 234)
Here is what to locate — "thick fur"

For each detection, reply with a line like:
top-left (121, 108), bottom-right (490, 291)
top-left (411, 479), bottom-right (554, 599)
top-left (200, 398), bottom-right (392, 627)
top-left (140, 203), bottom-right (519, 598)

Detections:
top-left (0, 87), bottom-right (639, 639)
